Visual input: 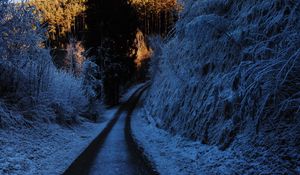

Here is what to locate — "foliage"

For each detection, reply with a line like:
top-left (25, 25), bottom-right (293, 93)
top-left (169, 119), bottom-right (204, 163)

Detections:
top-left (133, 29), bottom-right (152, 68)
top-left (130, 0), bottom-right (181, 35)
top-left (65, 37), bottom-right (86, 75)
top-left (82, 59), bottom-right (102, 121)
top-left (130, 0), bottom-right (181, 15)
top-left (29, 0), bottom-right (86, 44)
top-left (0, 1), bottom-right (97, 127)
top-left (85, 0), bottom-right (138, 105)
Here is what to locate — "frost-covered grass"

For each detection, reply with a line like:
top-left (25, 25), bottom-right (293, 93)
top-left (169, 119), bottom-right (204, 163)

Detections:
top-left (0, 0), bottom-right (100, 127)
top-left (0, 83), bottom-right (143, 175)
top-left (0, 107), bottom-right (117, 175)
top-left (144, 0), bottom-right (300, 174)
top-left (133, 105), bottom-right (300, 175)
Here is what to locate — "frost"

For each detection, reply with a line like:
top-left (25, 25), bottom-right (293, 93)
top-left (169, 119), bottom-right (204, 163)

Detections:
top-left (0, 0), bottom-right (99, 127)
top-left (143, 0), bottom-right (300, 174)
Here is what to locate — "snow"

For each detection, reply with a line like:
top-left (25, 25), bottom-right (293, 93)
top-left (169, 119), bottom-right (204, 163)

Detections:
top-left (0, 3), bottom-right (109, 174)
top-left (140, 0), bottom-right (300, 174)
top-left (1, 0), bottom-right (300, 174)
top-left (132, 106), bottom-right (300, 175)
top-left (0, 81), bottom-right (144, 175)
top-left (0, 107), bottom-right (117, 175)
top-left (0, 1), bottom-right (95, 126)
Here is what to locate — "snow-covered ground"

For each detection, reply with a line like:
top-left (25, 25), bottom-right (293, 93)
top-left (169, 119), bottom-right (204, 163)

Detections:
top-left (0, 82), bottom-right (145, 175)
top-left (132, 97), bottom-right (300, 175)
top-left (0, 107), bottom-right (117, 175)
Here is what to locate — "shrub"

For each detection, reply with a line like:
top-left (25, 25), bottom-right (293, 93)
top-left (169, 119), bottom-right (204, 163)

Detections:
top-left (0, 0), bottom-right (98, 127)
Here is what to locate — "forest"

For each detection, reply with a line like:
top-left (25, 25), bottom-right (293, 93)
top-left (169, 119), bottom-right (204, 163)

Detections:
top-left (0, 0), bottom-right (299, 175)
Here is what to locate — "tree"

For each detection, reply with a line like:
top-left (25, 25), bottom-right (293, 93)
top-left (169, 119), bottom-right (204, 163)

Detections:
top-left (29, 0), bottom-right (86, 47)
top-left (0, 0), bottom-right (92, 126)
top-left (85, 0), bottom-right (139, 105)
top-left (130, 0), bottom-right (181, 35)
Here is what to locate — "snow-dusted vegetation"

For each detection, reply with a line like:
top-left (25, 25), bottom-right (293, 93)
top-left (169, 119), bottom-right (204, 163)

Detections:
top-left (141, 0), bottom-right (300, 174)
top-left (0, 0), bottom-right (100, 127)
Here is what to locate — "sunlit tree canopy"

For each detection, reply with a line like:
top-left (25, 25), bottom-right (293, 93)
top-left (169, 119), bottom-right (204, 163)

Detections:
top-left (29, 0), bottom-right (86, 41)
top-left (129, 0), bottom-right (181, 35)
top-left (130, 0), bottom-right (181, 14)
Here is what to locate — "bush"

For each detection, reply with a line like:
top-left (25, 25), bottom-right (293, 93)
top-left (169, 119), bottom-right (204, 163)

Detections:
top-left (0, 0), bottom-right (98, 127)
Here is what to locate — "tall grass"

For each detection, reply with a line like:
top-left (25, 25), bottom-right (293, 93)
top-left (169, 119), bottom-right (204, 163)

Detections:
top-left (145, 0), bottom-right (300, 151)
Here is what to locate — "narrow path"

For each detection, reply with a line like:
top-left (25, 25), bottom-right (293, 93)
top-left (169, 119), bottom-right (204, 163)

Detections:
top-left (89, 112), bottom-right (141, 175)
top-left (63, 83), bottom-right (156, 175)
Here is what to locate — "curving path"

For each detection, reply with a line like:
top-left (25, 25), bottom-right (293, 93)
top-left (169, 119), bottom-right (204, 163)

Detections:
top-left (63, 83), bottom-right (157, 175)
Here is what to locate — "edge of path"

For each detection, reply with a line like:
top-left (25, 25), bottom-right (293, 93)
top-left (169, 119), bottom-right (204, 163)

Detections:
top-left (62, 81), bottom-right (157, 175)
top-left (124, 82), bottom-right (160, 175)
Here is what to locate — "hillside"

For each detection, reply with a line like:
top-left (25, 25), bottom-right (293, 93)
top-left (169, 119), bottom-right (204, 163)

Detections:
top-left (137, 0), bottom-right (300, 174)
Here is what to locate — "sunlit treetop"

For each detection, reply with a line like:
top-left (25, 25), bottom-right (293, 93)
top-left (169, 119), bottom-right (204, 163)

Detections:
top-left (29, 0), bottom-right (86, 40)
top-left (130, 0), bottom-right (181, 14)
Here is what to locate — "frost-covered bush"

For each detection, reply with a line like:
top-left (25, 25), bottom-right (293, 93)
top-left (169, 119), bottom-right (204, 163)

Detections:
top-left (0, 0), bottom-right (49, 63)
top-left (0, 1), bottom-right (92, 127)
top-left (148, 36), bottom-right (163, 79)
top-left (81, 59), bottom-right (102, 121)
top-left (144, 0), bottom-right (300, 174)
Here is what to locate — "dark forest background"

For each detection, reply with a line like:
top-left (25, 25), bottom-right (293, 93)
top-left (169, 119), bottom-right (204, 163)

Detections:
top-left (30, 0), bottom-right (179, 106)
